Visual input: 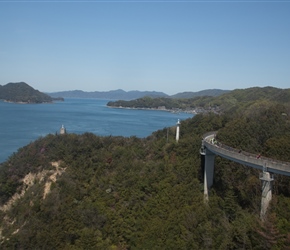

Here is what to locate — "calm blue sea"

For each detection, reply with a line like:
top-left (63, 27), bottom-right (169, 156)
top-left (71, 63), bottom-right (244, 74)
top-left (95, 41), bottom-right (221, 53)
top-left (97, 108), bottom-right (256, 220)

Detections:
top-left (0, 98), bottom-right (193, 163)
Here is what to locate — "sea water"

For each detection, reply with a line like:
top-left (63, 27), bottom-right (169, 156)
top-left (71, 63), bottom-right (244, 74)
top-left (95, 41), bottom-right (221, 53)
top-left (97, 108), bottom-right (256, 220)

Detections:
top-left (0, 98), bottom-right (193, 163)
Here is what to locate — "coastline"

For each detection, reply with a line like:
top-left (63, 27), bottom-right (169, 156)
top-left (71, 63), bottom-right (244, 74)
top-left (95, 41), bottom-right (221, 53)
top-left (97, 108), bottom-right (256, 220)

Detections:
top-left (1, 99), bottom-right (63, 104)
top-left (3, 100), bottom-right (53, 104)
top-left (106, 105), bottom-right (197, 114)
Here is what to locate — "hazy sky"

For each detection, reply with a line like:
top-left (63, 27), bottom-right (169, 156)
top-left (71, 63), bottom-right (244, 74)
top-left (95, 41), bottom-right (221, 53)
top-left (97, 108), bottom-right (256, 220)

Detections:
top-left (0, 0), bottom-right (289, 95)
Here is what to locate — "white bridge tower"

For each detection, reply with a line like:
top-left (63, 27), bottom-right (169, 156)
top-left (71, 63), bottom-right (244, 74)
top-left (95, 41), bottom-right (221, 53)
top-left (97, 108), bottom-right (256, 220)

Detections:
top-left (176, 119), bottom-right (180, 142)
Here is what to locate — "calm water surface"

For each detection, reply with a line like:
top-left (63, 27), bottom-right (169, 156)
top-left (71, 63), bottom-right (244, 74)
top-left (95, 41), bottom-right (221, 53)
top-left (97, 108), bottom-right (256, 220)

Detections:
top-left (0, 98), bottom-right (193, 163)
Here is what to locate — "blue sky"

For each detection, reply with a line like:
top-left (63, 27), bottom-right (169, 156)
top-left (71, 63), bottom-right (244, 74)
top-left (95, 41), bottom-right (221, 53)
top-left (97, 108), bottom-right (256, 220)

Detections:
top-left (0, 1), bottom-right (289, 95)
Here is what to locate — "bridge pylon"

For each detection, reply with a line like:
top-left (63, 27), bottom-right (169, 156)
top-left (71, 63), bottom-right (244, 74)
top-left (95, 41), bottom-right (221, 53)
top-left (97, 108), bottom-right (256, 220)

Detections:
top-left (259, 164), bottom-right (274, 221)
top-left (200, 140), bottom-right (215, 201)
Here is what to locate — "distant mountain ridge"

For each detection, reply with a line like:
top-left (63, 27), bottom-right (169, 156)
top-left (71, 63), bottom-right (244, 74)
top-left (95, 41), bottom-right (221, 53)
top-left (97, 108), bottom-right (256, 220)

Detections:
top-left (48, 88), bottom-right (228, 100)
top-left (1, 81), bottom-right (229, 102)
top-left (48, 89), bottom-right (168, 100)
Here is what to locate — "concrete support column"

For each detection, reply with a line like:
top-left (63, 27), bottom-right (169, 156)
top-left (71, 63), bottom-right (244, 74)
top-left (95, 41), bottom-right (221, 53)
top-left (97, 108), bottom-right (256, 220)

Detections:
top-left (204, 150), bottom-right (215, 201)
top-left (260, 171), bottom-right (274, 221)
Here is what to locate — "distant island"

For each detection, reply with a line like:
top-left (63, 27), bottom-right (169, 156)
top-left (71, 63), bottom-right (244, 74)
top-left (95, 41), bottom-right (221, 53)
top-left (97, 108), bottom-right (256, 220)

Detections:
top-left (0, 82), bottom-right (63, 104)
top-left (107, 96), bottom-right (205, 114)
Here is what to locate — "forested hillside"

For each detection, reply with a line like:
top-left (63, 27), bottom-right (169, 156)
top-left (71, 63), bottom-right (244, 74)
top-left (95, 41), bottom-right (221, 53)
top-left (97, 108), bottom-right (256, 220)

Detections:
top-left (108, 87), bottom-right (290, 114)
top-left (0, 87), bottom-right (290, 249)
top-left (170, 89), bottom-right (229, 98)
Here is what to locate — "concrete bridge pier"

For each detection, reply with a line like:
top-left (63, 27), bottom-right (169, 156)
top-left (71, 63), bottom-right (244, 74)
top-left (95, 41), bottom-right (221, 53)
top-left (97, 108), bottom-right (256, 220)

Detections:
top-left (202, 147), bottom-right (215, 201)
top-left (260, 170), bottom-right (274, 221)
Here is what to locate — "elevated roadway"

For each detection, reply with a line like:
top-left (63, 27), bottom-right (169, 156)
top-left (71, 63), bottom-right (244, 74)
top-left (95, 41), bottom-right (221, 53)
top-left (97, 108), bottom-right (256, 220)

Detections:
top-left (201, 132), bottom-right (290, 177)
top-left (200, 131), bottom-right (290, 218)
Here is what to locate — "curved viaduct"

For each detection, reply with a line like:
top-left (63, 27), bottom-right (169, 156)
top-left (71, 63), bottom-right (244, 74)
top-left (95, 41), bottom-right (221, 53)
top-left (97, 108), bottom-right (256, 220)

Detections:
top-left (200, 131), bottom-right (290, 219)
